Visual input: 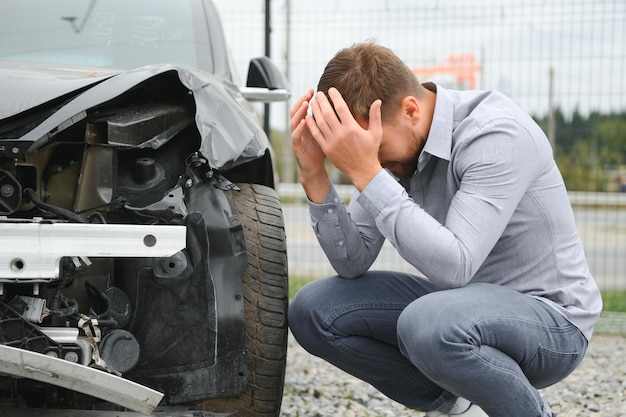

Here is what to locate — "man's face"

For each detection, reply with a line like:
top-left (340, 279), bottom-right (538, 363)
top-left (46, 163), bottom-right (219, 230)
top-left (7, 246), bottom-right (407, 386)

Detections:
top-left (358, 112), bottom-right (424, 180)
top-left (357, 99), bottom-right (427, 178)
top-left (379, 118), bottom-right (423, 179)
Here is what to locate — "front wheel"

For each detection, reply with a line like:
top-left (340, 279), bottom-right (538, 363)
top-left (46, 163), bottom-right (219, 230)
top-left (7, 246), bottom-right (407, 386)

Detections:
top-left (195, 183), bottom-right (289, 417)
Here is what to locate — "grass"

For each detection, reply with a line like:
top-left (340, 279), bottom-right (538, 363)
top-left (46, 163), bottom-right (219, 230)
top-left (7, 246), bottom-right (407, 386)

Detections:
top-left (290, 276), bottom-right (626, 314)
top-left (289, 276), bottom-right (316, 300)
top-left (601, 290), bottom-right (626, 313)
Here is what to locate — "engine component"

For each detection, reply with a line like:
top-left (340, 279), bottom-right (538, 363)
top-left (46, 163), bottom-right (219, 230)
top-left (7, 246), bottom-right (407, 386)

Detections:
top-left (98, 329), bottom-right (141, 374)
top-left (0, 169), bottom-right (21, 215)
top-left (39, 327), bottom-right (92, 366)
top-left (153, 250), bottom-right (190, 280)
top-left (85, 284), bottom-right (133, 329)
top-left (0, 299), bottom-right (83, 363)
top-left (89, 103), bottom-right (193, 149)
top-left (9, 296), bottom-right (47, 323)
top-left (102, 287), bottom-right (133, 329)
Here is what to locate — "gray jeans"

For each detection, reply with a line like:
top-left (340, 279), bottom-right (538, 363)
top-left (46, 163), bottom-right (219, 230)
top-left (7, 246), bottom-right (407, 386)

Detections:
top-left (288, 272), bottom-right (588, 417)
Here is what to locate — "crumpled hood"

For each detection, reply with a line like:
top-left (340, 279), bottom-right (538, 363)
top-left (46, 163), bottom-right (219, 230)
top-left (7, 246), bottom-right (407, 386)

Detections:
top-left (0, 62), bottom-right (269, 170)
top-left (0, 61), bottom-right (116, 119)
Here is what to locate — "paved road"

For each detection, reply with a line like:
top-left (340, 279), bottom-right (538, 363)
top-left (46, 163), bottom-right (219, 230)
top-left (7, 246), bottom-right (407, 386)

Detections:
top-left (283, 204), bottom-right (626, 290)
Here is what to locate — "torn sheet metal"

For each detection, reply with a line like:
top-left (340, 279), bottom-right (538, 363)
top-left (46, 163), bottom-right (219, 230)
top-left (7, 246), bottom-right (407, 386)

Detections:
top-left (0, 63), bottom-right (270, 170)
top-left (0, 344), bottom-right (163, 415)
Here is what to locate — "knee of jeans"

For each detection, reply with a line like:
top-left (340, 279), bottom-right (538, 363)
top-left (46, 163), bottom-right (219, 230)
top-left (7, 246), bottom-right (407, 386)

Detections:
top-left (397, 296), bottom-right (456, 366)
top-left (288, 282), bottom-right (327, 351)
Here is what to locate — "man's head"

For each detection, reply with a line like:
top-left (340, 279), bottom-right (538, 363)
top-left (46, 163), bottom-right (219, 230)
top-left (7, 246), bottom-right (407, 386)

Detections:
top-left (317, 41), bottom-right (424, 123)
top-left (316, 42), bottom-right (433, 179)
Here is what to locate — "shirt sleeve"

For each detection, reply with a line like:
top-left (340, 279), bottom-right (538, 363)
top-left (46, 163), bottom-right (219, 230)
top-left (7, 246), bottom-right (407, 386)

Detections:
top-left (308, 184), bottom-right (385, 278)
top-left (357, 117), bottom-right (545, 288)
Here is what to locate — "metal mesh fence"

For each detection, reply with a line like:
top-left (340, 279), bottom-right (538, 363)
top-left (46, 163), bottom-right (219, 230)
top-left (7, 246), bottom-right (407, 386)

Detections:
top-left (213, 0), bottom-right (626, 308)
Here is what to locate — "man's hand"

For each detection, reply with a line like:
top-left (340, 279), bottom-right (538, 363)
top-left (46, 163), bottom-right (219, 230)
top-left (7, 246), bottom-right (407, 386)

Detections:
top-left (306, 88), bottom-right (383, 191)
top-left (290, 88), bottom-right (331, 203)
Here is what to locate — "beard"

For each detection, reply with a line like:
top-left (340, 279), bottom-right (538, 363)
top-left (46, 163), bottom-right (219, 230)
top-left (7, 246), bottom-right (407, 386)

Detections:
top-left (383, 131), bottom-right (424, 179)
top-left (385, 160), bottom-right (417, 179)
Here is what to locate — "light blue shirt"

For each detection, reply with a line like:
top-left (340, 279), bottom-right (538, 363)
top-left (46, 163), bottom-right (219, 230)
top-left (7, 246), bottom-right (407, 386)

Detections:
top-left (309, 84), bottom-right (602, 340)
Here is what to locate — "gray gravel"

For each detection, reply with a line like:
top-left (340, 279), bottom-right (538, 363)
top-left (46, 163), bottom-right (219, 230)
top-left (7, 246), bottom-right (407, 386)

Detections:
top-left (280, 332), bottom-right (626, 417)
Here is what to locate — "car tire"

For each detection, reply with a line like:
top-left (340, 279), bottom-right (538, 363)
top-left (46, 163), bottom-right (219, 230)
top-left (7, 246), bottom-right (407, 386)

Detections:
top-left (195, 183), bottom-right (289, 417)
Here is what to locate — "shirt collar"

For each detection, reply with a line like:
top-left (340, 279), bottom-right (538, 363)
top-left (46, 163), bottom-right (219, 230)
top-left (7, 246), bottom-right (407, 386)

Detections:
top-left (417, 83), bottom-right (454, 172)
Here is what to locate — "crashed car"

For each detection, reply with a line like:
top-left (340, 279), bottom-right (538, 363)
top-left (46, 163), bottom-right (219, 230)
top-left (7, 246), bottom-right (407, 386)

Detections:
top-left (0, 1), bottom-right (290, 416)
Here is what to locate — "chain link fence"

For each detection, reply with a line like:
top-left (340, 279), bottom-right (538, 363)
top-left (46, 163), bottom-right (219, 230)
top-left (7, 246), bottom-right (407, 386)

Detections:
top-left (213, 0), bottom-right (626, 311)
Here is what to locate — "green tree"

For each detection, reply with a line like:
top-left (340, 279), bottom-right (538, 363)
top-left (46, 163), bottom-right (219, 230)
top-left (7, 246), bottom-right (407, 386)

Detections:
top-left (535, 109), bottom-right (626, 192)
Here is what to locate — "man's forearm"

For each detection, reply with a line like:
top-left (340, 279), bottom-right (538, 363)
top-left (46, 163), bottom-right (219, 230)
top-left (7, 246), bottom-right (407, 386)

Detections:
top-left (300, 170), bottom-right (332, 204)
top-left (309, 185), bottom-right (384, 278)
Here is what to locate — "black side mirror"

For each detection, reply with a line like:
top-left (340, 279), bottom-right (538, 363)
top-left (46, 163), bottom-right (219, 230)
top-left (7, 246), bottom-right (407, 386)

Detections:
top-left (246, 56), bottom-right (290, 90)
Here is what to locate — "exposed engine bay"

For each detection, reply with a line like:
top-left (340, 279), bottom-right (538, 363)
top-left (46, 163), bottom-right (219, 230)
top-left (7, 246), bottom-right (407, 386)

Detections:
top-left (0, 66), bottom-right (275, 413)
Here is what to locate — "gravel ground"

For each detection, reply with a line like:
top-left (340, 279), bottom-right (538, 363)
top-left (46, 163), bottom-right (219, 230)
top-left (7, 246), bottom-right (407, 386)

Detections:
top-left (280, 332), bottom-right (626, 417)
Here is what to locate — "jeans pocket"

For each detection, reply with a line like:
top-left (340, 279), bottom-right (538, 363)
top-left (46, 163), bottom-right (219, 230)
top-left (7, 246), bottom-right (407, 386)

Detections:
top-left (520, 345), bottom-right (583, 389)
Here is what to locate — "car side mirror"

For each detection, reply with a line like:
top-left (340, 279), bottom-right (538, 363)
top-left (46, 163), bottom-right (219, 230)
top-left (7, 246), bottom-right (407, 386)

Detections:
top-left (246, 56), bottom-right (289, 90)
top-left (241, 57), bottom-right (291, 103)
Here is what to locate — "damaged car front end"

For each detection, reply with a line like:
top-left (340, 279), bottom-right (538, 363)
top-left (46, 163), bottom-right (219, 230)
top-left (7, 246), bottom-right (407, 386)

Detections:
top-left (0, 1), bottom-right (290, 416)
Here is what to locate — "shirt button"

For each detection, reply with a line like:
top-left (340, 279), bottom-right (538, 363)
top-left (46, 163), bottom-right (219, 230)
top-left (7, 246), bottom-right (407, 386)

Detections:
top-left (338, 241), bottom-right (344, 246)
top-left (327, 208), bottom-right (334, 214)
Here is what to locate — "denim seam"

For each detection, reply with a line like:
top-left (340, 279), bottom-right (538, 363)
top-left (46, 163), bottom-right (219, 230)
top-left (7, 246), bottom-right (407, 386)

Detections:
top-left (321, 303), bottom-right (444, 395)
top-left (464, 315), bottom-right (580, 343)
top-left (328, 332), bottom-right (445, 396)
top-left (464, 316), bottom-right (584, 371)
top-left (468, 346), bottom-right (544, 408)
top-left (322, 303), bottom-right (409, 329)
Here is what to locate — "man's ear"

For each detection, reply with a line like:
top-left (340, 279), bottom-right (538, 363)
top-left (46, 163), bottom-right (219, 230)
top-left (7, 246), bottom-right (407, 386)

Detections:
top-left (401, 96), bottom-right (420, 123)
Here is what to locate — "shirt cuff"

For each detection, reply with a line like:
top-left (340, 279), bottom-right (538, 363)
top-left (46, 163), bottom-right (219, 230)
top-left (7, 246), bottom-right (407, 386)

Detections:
top-left (308, 185), bottom-right (342, 223)
top-left (357, 169), bottom-right (405, 217)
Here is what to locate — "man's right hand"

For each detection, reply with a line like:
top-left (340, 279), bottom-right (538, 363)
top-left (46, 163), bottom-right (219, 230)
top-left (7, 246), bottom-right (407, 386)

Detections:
top-left (290, 89), bottom-right (331, 203)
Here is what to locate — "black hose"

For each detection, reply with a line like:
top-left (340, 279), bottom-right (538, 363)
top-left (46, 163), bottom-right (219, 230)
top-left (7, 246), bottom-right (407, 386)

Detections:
top-left (24, 188), bottom-right (85, 223)
top-left (47, 294), bottom-right (79, 317)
